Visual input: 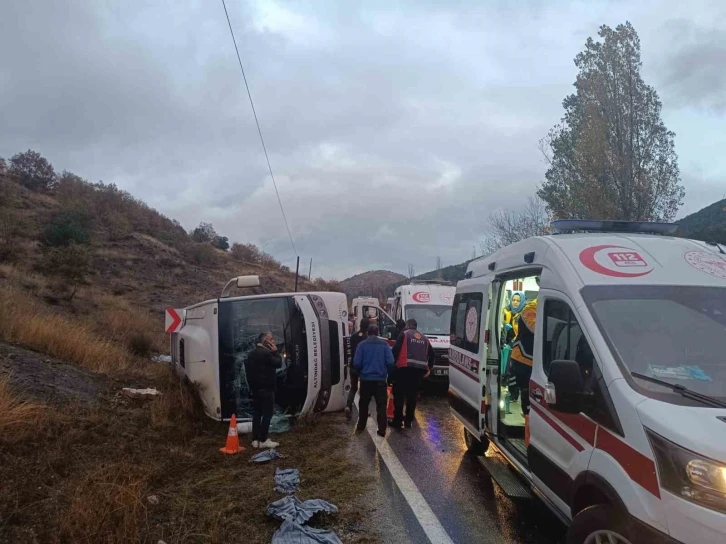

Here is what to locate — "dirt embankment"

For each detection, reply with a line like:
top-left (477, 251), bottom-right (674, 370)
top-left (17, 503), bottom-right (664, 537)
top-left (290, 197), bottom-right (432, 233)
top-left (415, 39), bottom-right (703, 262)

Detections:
top-left (0, 343), bottom-right (380, 543)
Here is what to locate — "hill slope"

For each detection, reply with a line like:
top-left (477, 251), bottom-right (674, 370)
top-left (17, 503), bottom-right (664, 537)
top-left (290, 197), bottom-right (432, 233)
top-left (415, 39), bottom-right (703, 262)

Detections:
top-left (677, 197), bottom-right (726, 244)
top-left (339, 269), bottom-right (407, 299)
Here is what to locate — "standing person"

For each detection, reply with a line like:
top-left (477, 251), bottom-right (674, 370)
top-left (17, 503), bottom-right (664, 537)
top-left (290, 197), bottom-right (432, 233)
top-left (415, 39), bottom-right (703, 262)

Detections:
top-left (344, 318), bottom-right (370, 420)
top-left (353, 324), bottom-right (395, 437)
top-left (245, 332), bottom-right (282, 449)
top-left (509, 278), bottom-right (539, 446)
top-left (391, 319), bottom-right (435, 429)
top-left (395, 319), bottom-right (406, 338)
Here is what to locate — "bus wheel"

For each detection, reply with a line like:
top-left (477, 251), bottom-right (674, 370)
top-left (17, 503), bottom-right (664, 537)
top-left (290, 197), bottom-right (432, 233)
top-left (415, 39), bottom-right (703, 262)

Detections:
top-left (463, 428), bottom-right (488, 455)
top-left (567, 505), bottom-right (632, 544)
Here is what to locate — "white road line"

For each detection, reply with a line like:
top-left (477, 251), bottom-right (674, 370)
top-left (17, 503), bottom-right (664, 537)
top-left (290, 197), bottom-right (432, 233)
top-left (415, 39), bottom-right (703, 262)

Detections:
top-left (355, 393), bottom-right (455, 544)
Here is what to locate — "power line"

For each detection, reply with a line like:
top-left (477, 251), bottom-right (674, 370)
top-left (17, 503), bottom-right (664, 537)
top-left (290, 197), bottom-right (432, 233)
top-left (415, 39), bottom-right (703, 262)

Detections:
top-left (221, 0), bottom-right (297, 257)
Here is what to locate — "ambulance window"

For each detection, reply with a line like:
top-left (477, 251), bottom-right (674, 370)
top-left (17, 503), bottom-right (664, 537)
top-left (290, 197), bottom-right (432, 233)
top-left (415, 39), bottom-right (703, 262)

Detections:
top-left (451, 293), bottom-right (483, 354)
top-left (542, 298), bottom-right (620, 432)
top-left (542, 299), bottom-right (587, 378)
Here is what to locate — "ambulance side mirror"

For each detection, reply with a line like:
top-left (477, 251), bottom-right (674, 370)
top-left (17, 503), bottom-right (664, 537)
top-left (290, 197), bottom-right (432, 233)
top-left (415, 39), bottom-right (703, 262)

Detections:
top-left (548, 360), bottom-right (583, 414)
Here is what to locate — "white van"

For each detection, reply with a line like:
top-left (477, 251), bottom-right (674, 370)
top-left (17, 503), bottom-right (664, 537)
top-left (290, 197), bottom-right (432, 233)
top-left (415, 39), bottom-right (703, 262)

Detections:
top-left (171, 276), bottom-right (350, 422)
top-left (350, 296), bottom-right (397, 340)
top-left (390, 280), bottom-right (456, 383)
top-left (448, 221), bottom-right (726, 544)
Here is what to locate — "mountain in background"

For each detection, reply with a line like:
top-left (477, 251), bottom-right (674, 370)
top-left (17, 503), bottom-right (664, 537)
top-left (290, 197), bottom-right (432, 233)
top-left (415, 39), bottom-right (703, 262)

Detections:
top-left (340, 261), bottom-right (474, 300)
top-left (677, 197), bottom-right (726, 244)
top-left (339, 269), bottom-right (407, 300)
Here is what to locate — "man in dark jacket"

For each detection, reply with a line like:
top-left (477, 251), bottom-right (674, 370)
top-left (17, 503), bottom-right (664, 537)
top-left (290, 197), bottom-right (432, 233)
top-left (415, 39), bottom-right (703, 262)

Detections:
top-left (391, 319), bottom-right (435, 429)
top-left (245, 332), bottom-right (282, 449)
top-left (353, 324), bottom-right (394, 437)
top-left (345, 318), bottom-right (370, 419)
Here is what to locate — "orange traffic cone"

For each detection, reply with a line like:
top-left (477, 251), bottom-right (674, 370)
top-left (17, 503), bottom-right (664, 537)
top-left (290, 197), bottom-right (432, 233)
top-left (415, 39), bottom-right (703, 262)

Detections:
top-left (386, 386), bottom-right (395, 421)
top-left (220, 414), bottom-right (245, 455)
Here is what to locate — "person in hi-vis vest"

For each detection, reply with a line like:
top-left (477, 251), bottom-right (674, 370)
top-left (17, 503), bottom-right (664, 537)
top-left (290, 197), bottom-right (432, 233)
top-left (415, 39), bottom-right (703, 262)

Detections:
top-left (391, 319), bottom-right (434, 429)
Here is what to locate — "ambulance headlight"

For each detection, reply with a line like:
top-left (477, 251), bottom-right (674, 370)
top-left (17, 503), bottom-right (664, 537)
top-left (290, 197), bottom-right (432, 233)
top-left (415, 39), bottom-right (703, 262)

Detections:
top-left (647, 429), bottom-right (726, 514)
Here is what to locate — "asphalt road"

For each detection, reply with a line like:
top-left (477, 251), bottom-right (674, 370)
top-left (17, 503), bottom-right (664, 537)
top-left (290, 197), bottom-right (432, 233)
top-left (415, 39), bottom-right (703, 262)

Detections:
top-left (347, 386), bottom-right (567, 544)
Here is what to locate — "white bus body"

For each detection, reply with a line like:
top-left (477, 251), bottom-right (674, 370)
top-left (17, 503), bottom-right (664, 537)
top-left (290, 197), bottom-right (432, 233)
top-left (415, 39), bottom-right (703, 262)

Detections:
top-left (171, 279), bottom-right (350, 422)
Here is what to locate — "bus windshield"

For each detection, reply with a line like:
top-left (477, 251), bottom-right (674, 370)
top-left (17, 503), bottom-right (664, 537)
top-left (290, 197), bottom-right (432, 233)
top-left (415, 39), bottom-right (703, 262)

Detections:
top-left (218, 296), bottom-right (308, 420)
top-left (583, 285), bottom-right (726, 402)
top-left (405, 305), bottom-right (452, 336)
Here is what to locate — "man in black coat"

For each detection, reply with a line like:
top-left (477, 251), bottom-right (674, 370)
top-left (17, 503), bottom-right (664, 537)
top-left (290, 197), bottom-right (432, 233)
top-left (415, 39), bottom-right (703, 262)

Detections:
top-left (345, 318), bottom-right (370, 419)
top-left (245, 332), bottom-right (282, 449)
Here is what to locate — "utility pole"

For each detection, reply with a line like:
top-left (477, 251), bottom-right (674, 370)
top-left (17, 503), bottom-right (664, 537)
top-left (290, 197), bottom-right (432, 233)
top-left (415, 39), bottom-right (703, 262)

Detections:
top-left (436, 256), bottom-right (442, 270)
top-left (294, 256), bottom-right (300, 292)
top-left (308, 258), bottom-right (313, 281)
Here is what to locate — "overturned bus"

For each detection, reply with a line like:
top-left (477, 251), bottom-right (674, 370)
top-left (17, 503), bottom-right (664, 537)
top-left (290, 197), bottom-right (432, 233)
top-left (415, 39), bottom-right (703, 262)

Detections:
top-left (169, 276), bottom-right (351, 422)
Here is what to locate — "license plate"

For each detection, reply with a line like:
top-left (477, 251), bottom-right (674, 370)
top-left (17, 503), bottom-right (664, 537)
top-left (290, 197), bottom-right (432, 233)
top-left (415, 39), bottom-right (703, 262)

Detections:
top-left (433, 368), bottom-right (448, 376)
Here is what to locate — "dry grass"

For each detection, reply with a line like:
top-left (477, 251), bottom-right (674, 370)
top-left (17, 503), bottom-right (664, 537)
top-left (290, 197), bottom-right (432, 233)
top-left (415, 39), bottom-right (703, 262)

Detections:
top-left (59, 463), bottom-right (150, 543)
top-left (150, 371), bottom-right (205, 429)
top-left (0, 375), bottom-right (45, 444)
top-left (0, 286), bottom-right (132, 373)
top-left (93, 292), bottom-right (167, 355)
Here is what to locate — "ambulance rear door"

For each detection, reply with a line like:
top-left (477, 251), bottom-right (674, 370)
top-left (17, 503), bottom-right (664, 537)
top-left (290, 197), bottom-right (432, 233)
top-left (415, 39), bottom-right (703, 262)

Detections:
top-left (448, 279), bottom-right (490, 434)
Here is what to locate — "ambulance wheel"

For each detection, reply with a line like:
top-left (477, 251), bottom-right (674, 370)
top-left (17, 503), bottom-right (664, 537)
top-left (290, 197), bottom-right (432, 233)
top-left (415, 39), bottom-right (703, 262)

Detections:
top-left (567, 505), bottom-right (632, 544)
top-left (463, 428), bottom-right (488, 455)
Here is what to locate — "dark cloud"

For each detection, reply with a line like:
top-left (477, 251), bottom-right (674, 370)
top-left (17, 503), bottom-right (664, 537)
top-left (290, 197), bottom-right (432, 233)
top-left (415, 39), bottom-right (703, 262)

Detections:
top-left (655, 19), bottom-right (726, 112)
top-left (1, 0), bottom-right (723, 279)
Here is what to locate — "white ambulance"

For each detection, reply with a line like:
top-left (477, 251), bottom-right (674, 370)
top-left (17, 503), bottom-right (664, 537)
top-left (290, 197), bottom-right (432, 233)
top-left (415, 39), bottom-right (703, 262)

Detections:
top-left (169, 276), bottom-right (350, 422)
top-left (350, 296), bottom-right (397, 339)
top-left (390, 280), bottom-right (456, 383)
top-left (448, 221), bottom-right (726, 544)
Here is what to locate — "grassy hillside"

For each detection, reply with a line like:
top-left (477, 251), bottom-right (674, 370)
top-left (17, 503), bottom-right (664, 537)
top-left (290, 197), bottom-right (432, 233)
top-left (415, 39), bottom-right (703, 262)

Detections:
top-left (677, 197), bottom-right (726, 244)
top-left (0, 151), bottom-right (372, 543)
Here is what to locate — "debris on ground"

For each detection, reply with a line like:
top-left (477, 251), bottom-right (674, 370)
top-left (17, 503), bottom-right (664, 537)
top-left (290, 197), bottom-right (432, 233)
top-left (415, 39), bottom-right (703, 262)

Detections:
top-left (266, 496), bottom-right (338, 524)
top-left (272, 519), bottom-right (342, 544)
top-left (250, 449), bottom-right (282, 463)
top-left (147, 495), bottom-right (160, 505)
top-left (237, 413), bottom-right (291, 434)
top-left (150, 355), bottom-right (172, 363)
top-left (122, 387), bottom-right (161, 399)
top-left (274, 468), bottom-right (300, 494)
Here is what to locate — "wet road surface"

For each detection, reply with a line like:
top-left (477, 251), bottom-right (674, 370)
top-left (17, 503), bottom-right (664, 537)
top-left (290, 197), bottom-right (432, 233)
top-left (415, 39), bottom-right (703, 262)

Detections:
top-left (347, 387), bottom-right (567, 544)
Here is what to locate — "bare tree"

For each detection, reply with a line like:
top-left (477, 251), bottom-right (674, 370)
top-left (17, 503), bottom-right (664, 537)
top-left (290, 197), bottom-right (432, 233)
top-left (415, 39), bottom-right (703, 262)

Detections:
top-left (408, 264), bottom-right (415, 279)
top-left (480, 196), bottom-right (551, 254)
top-left (435, 256), bottom-right (442, 270)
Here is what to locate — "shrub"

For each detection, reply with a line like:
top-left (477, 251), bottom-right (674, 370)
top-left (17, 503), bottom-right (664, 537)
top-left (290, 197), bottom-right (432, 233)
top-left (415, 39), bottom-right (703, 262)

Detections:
top-left (190, 221), bottom-right (216, 243)
top-left (0, 207), bottom-right (23, 262)
top-left (127, 332), bottom-right (154, 357)
top-left (9, 150), bottom-right (57, 192)
top-left (38, 243), bottom-right (93, 300)
top-left (214, 235), bottom-right (230, 251)
top-left (106, 211), bottom-right (132, 241)
top-left (230, 242), bottom-right (261, 263)
top-left (184, 243), bottom-right (218, 266)
top-left (41, 210), bottom-right (92, 247)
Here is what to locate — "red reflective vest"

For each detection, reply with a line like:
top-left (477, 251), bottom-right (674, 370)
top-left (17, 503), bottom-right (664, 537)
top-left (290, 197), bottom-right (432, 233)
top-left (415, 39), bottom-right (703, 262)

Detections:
top-left (395, 328), bottom-right (432, 371)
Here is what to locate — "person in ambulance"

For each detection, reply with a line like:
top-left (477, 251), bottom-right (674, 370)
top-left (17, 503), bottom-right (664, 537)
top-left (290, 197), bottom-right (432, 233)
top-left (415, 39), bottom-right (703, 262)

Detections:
top-left (509, 277), bottom-right (540, 445)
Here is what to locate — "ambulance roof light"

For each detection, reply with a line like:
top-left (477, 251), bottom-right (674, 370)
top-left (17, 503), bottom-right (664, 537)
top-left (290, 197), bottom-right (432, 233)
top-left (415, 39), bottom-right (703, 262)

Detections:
top-left (409, 279), bottom-right (453, 286)
top-left (221, 275), bottom-right (261, 298)
top-left (550, 220), bottom-right (679, 236)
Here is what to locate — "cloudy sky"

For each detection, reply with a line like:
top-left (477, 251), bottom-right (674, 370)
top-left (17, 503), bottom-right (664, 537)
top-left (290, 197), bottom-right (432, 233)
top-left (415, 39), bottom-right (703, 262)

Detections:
top-left (2, 0), bottom-right (725, 279)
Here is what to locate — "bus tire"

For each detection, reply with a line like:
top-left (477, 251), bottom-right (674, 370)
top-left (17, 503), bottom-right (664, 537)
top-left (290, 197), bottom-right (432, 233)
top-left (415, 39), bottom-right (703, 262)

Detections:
top-left (567, 504), bottom-right (632, 544)
top-left (463, 428), bottom-right (488, 455)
